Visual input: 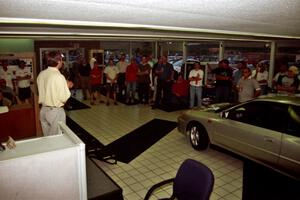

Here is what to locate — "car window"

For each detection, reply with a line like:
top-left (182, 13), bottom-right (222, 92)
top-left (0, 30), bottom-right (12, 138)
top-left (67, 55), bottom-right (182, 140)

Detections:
top-left (227, 101), bottom-right (289, 133)
top-left (227, 102), bottom-right (268, 127)
top-left (265, 102), bottom-right (288, 133)
top-left (286, 105), bottom-right (300, 137)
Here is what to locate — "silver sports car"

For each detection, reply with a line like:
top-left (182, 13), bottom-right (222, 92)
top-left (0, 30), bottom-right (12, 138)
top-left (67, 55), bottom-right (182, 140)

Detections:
top-left (177, 95), bottom-right (300, 180)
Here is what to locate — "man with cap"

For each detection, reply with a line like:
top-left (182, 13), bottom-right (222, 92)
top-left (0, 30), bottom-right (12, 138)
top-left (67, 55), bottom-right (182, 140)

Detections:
top-left (211, 59), bottom-right (233, 103)
top-left (277, 66), bottom-right (299, 95)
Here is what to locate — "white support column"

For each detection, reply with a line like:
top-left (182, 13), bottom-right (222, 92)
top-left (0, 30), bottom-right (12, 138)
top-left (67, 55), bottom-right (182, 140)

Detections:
top-left (154, 41), bottom-right (158, 59)
top-left (269, 41), bottom-right (276, 87)
top-left (219, 41), bottom-right (224, 61)
top-left (160, 42), bottom-right (163, 57)
top-left (183, 42), bottom-right (187, 79)
top-left (129, 41), bottom-right (132, 59)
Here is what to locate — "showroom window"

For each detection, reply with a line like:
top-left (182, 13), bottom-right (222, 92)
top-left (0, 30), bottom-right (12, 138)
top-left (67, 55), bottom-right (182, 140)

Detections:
top-left (186, 42), bottom-right (219, 62)
top-left (185, 41), bottom-right (220, 82)
top-left (101, 41), bottom-right (130, 64)
top-left (276, 40), bottom-right (300, 72)
top-left (131, 41), bottom-right (155, 64)
top-left (224, 41), bottom-right (270, 69)
top-left (159, 41), bottom-right (183, 67)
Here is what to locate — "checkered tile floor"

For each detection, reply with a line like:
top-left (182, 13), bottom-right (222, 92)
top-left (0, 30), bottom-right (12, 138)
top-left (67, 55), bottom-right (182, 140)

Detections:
top-left (67, 93), bottom-right (243, 200)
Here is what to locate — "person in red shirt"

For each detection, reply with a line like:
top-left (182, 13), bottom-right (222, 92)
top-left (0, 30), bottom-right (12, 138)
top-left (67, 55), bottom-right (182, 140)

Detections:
top-left (89, 62), bottom-right (103, 105)
top-left (170, 73), bottom-right (189, 108)
top-left (125, 58), bottom-right (138, 104)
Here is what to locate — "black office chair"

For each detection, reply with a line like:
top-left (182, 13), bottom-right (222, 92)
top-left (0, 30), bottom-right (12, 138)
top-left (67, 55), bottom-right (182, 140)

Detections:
top-left (144, 159), bottom-right (214, 200)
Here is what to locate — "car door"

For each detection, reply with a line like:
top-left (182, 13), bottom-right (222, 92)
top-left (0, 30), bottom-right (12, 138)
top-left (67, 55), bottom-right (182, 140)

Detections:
top-left (278, 105), bottom-right (300, 179)
top-left (213, 101), bottom-right (282, 166)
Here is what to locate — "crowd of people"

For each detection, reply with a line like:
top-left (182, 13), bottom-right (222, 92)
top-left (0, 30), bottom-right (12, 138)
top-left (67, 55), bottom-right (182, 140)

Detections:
top-left (1, 55), bottom-right (299, 112)
top-left (67, 54), bottom-right (300, 110)
top-left (1, 51), bottom-right (299, 141)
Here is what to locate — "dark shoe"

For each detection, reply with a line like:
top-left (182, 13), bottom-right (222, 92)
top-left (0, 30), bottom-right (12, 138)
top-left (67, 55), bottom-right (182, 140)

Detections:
top-left (114, 102), bottom-right (118, 105)
top-left (99, 100), bottom-right (105, 103)
top-left (106, 102), bottom-right (110, 106)
top-left (90, 102), bottom-right (95, 105)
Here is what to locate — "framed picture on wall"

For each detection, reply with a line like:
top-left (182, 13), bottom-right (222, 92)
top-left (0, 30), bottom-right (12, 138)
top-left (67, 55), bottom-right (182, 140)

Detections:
top-left (0, 56), bottom-right (34, 82)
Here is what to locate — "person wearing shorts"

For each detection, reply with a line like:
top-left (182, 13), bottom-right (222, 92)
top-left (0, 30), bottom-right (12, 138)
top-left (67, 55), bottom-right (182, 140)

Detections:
top-left (104, 59), bottom-right (119, 105)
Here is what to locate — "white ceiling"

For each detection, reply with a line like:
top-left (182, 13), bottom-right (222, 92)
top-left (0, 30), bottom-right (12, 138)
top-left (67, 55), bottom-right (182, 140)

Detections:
top-left (0, 0), bottom-right (300, 40)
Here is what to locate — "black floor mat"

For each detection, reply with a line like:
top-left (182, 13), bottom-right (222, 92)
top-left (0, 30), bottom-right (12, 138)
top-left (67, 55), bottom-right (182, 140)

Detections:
top-left (67, 117), bottom-right (177, 163)
top-left (99, 119), bottom-right (177, 163)
top-left (65, 97), bottom-right (91, 111)
top-left (66, 117), bottom-right (104, 152)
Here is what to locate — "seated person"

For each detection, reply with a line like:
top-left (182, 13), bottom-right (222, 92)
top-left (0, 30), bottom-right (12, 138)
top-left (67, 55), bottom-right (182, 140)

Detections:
top-left (0, 90), bottom-right (12, 107)
top-left (277, 66), bottom-right (299, 95)
top-left (272, 63), bottom-right (288, 90)
top-left (0, 136), bottom-right (16, 151)
top-left (0, 79), bottom-right (16, 104)
top-left (170, 73), bottom-right (189, 108)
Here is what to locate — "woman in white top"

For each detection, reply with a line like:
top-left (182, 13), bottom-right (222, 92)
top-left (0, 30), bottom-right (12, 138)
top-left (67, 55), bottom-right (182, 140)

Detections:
top-left (252, 63), bottom-right (269, 95)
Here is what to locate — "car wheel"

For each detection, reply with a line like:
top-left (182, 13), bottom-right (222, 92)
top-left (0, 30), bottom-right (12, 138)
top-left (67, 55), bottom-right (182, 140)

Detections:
top-left (188, 123), bottom-right (209, 150)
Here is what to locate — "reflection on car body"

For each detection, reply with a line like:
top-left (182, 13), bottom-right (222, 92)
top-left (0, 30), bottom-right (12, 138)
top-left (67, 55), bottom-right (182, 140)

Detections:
top-left (177, 96), bottom-right (300, 180)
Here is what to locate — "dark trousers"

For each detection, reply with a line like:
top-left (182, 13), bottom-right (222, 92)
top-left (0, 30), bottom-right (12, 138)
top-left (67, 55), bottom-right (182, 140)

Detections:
top-left (215, 85), bottom-right (231, 103)
top-left (170, 94), bottom-right (189, 108)
top-left (154, 79), bottom-right (173, 106)
top-left (138, 83), bottom-right (150, 103)
top-left (117, 73), bottom-right (126, 97)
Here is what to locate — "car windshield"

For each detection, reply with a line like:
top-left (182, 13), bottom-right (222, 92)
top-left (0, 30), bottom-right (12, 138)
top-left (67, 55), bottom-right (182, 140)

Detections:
top-left (215, 104), bottom-right (237, 112)
top-left (204, 103), bottom-right (236, 113)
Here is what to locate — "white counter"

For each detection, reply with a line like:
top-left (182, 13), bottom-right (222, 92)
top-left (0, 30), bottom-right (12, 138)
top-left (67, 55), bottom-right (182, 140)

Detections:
top-left (0, 122), bottom-right (87, 200)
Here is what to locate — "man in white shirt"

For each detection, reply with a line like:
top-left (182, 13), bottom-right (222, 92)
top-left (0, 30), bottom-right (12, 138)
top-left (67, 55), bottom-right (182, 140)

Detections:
top-left (104, 59), bottom-right (119, 105)
top-left (188, 62), bottom-right (204, 108)
top-left (16, 60), bottom-right (32, 104)
top-left (37, 51), bottom-right (73, 136)
top-left (238, 67), bottom-right (261, 102)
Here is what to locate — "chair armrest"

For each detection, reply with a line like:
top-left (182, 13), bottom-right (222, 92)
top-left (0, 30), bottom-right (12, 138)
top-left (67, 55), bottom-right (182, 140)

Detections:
top-left (144, 178), bottom-right (175, 200)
